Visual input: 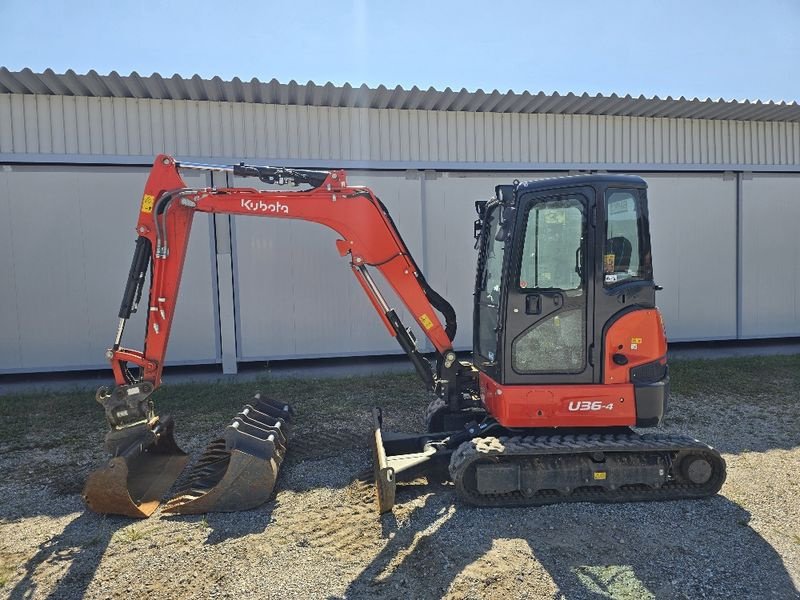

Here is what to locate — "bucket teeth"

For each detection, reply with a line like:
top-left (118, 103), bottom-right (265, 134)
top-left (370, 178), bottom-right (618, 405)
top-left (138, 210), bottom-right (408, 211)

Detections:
top-left (83, 416), bottom-right (189, 518)
top-left (162, 393), bottom-right (293, 515)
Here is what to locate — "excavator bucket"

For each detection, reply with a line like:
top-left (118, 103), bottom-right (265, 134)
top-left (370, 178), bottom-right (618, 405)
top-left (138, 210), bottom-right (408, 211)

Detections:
top-left (162, 394), bottom-right (293, 514)
top-left (83, 416), bottom-right (189, 518)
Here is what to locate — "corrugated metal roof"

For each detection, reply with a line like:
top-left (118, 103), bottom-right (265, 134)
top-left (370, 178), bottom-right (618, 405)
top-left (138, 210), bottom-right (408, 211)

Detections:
top-left (1, 67), bottom-right (799, 122)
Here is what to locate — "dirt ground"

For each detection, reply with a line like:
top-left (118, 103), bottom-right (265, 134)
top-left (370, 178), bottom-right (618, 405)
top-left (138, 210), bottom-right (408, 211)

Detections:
top-left (0, 357), bottom-right (799, 599)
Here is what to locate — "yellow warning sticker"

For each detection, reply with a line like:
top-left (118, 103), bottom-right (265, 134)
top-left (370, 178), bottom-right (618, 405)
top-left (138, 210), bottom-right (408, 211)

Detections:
top-left (631, 337), bottom-right (643, 344)
top-left (593, 472), bottom-right (607, 481)
top-left (419, 314), bottom-right (434, 330)
top-left (604, 253), bottom-right (616, 273)
top-left (141, 194), bottom-right (155, 213)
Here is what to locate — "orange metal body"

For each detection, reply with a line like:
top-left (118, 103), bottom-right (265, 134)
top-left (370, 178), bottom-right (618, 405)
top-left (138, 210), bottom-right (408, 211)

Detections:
top-left (110, 155), bottom-right (453, 388)
top-left (603, 309), bottom-right (668, 384)
top-left (480, 372), bottom-right (637, 428)
top-left (480, 308), bottom-right (667, 428)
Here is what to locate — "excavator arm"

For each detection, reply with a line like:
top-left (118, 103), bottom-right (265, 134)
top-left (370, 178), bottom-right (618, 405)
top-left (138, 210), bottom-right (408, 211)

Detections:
top-left (85, 154), bottom-right (465, 518)
top-left (109, 155), bottom-right (458, 397)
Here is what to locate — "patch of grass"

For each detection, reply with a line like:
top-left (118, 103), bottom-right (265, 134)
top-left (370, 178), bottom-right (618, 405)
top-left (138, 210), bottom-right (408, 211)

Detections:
top-left (669, 354), bottom-right (800, 401)
top-left (0, 372), bottom-right (427, 453)
top-left (116, 526), bottom-right (149, 544)
top-left (0, 354), bottom-right (797, 456)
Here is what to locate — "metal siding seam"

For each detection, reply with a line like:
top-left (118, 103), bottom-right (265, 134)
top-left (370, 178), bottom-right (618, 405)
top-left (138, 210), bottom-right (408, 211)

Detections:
top-left (457, 111), bottom-right (468, 162)
top-left (0, 95), bottom-right (11, 153)
top-left (408, 109), bottom-right (420, 161)
top-left (198, 101), bottom-right (212, 157)
top-left (265, 104), bottom-right (278, 157)
top-left (389, 109), bottom-right (401, 161)
top-left (562, 114), bottom-right (572, 163)
top-left (330, 105), bottom-right (342, 160)
top-left (127, 98), bottom-right (141, 155)
top-left (33, 96), bottom-right (50, 153)
top-left (554, 114), bottom-right (564, 163)
top-left (474, 112), bottom-right (485, 162)
top-left (182, 101), bottom-right (196, 156)
top-left (49, 95), bottom-right (65, 153)
top-left (104, 98), bottom-right (118, 154)
top-left (448, 111), bottom-right (458, 162)
top-left (98, 97), bottom-right (112, 155)
top-left (63, 96), bottom-right (78, 154)
top-left (492, 113), bottom-right (502, 162)
top-left (339, 107), bottom-right (352, 161)
top-left (519, 113), bottom-right (530, 162)
top-left (254, 104), bottom-right (267, 158)
top-left (537, 113), bottom-right (547, 162)
top-left (277, 104), bottom-right (289, 158)
top-left (621, 116), bottom-right (630, 163)
top-left (219, 102), bottom-right (233, 158)
top-left (138, 99), bottom-right (152, 156)
top-left (356, 107), bottom-right (369, 161)
top-left (286, 105), bottom-right (299, 158)
top-left (368, 108), bottom-right (380, 160)
top-left (231, 102), bottom-right (244, 157)
top-left (22, 96), bottom-right (37, 153)
top-left (75, 96), bottom-right (90, 154)
top-left (298, 104), bottom-right (311, 159)
top-left (509, 113), bottom-right (522, 162)
top-left (735, 172), bottom-right (743, 338)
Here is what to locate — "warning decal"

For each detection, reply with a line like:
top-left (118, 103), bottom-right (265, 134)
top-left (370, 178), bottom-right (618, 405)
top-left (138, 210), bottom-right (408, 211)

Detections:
top-left (419, 314), bottom-right (434, 330)
top-left (141, 194), bottom-right (155, 213)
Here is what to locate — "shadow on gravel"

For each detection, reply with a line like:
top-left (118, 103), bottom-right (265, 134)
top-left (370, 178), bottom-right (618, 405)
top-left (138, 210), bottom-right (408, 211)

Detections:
top-left (7, 512), bottom-right (125, 600)
top-left (339, 492), bottom-right (799, 600)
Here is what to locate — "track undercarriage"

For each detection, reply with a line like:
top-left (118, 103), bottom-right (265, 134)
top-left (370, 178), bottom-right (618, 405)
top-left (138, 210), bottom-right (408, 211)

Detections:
top-left (372, 408), bottom-right (726, 513)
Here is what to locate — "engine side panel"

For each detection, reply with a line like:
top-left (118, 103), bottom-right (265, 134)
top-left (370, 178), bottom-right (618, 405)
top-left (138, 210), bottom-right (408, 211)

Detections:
top-left (479, 371), bottom-right (637, 428)
top-left (603, 308), bottom-right (668, 384)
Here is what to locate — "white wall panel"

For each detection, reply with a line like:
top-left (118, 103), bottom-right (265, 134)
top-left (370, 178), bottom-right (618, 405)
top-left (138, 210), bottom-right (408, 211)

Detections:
top-left (644, 173), bottom-right (738, 341)
top-left (2, 94), bottom-right (798, 170)
top-left (232, 171), bottom-right (424, 360)
top-left (0, 166), bottom-right (219, 372)
top-left (740, 174), bottom-right (800, 337)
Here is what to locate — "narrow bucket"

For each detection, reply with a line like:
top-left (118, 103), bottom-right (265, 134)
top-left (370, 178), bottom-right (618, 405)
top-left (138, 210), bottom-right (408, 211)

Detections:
top-left (162, 395), bottom-right (292, 514)
top-left (83, 416), bottom-right (189, 518)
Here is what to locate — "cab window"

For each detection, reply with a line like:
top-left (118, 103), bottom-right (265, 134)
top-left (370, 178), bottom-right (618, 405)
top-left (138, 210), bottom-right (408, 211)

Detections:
top-left (604, 190), bottom-right (652, 286)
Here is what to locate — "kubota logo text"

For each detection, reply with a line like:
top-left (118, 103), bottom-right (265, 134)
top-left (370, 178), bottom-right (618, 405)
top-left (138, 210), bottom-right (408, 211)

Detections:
top-left (568, 400), bottom-right (615, 411)
top-left (241, 198), bottom-right (289, 214)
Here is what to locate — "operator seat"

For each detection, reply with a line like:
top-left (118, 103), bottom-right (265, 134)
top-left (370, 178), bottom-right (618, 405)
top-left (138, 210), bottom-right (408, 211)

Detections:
top-left (607, 236), bottom-right (632, 272)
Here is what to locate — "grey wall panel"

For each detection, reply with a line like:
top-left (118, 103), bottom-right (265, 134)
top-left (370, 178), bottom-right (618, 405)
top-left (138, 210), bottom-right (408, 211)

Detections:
top-left (0, 166), bottom-right (219, 372)
top-left (232, 171), bottom-right (424, 360)
top-left (422, 171), bottom-right (567, 350)
top-left (644, 173), bottom-right (738, 341)
top-left (2, 94), bottom-right (799, 170)
top-left (740, 174), bottom-right (800, 337)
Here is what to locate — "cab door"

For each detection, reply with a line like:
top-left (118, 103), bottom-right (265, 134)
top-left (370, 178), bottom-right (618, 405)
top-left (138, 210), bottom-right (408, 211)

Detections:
top-left (502, 187), bottom-right (595, 385)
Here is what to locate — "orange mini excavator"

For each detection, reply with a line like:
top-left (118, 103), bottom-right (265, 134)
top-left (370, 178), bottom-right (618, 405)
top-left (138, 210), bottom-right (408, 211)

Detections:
top-left (83, 155), bottom-right (726, 518)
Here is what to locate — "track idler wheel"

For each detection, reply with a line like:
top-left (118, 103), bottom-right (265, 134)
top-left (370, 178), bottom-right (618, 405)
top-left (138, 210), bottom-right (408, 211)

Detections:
top-left (83, 416), bottom-right (189, 518)
top-left (162, 394), bottom-right (293, 515)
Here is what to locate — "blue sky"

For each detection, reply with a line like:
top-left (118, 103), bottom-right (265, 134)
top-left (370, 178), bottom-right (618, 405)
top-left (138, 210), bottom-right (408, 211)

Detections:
top-left (1, 0), bottom-right (798, 101)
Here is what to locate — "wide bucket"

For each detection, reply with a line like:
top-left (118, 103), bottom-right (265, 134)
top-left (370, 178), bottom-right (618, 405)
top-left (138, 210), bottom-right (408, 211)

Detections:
top-left (83, 416), bottom-right (189, 518)
top-left (162, 395), bottom-right (293, 515)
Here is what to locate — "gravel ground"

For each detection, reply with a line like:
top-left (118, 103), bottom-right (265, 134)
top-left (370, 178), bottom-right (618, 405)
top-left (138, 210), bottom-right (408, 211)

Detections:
top-left (0, 363), bottom-right (798, 600)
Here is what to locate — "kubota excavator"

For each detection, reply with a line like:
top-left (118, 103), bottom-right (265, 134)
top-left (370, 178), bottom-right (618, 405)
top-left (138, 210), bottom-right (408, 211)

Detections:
top-left (83, 154), bottom-right (726, 518)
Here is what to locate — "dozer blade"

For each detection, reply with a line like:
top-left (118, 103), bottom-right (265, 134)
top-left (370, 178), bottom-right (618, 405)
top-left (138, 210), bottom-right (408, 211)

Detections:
top-left (371, 407), bottom-right (397, 514)
top-left (83, 416), bottom-right (189, 518)
top-left (162, 394), bottom-right (293, 515)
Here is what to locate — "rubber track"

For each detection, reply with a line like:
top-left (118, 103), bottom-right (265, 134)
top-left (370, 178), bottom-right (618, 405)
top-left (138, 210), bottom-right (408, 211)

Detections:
top-left (449, 431), bottom-right (726, 507)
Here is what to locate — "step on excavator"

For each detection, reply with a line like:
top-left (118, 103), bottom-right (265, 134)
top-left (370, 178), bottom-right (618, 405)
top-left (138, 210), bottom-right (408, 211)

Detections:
top-left (83, 154), bottom-right (726, 518)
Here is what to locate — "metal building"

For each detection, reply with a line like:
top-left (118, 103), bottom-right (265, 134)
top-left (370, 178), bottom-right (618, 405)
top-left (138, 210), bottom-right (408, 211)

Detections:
top-left (1, 68), bottom-right (798, 374)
